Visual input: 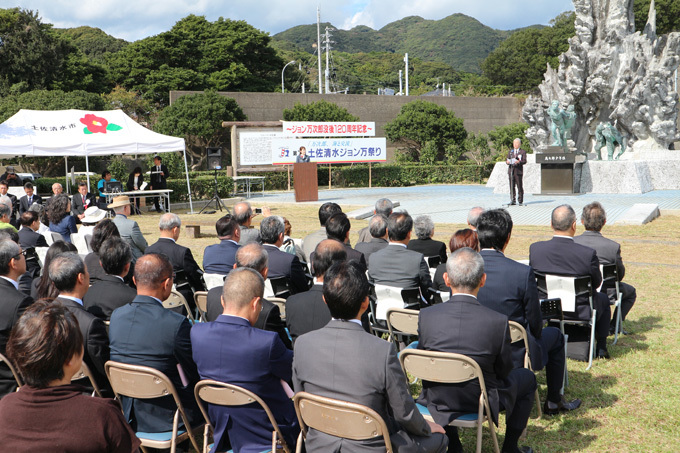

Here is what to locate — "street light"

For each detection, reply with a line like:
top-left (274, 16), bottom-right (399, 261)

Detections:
top-left (282, 60), bottom-right (296, 93)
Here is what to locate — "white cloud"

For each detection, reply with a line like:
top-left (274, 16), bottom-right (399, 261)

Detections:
top-left (341, 11), bottom-right (375, 30)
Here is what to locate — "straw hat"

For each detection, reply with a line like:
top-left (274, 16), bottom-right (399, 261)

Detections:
top-left (107, 195), bottom-right (130, 209)
top-left (81, 206), bottom-right (107, 224)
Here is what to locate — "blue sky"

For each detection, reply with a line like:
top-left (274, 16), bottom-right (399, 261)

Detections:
top-left (9, 0), bottom-right (575, 42)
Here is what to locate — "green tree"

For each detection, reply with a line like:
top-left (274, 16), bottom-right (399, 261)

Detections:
top-left (384, 100), bottom-right (467, 162)
top-left (154, 91), bottom-right (247, 169)
top-left (102, 86), bottom-right (157, 126)
top-left (481, 12), bottom-right (575, 91)
top-left (487, 122), bottom-right (532, 161)
top-left (282, 100), bottom-right (358, 122)
top-left (56, 26), bottom-right (128, 61)
top-left (634, 0), bottom-right (680, 34)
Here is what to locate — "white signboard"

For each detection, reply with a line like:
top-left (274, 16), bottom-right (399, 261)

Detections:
top-left (271, 138), bottom-right (387, 165)
top-left (239, 131), bottom-right (283, 166)
top-left (282, 122), bottom-right (376, 137)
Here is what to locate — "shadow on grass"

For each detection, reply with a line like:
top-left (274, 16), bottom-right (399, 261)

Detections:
top-left (605, 315), bottom-right (662, 359)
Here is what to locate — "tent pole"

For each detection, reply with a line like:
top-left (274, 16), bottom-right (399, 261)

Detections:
top-left (65, 157), bottom-right (69, 193)
top-left (182, 148), bottom-right (194, 213)
top-left (85, 156), bottom-right (91, 189)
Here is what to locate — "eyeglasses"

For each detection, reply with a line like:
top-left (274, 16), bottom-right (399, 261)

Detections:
top-left (13, 250), bottom-right (26, 260)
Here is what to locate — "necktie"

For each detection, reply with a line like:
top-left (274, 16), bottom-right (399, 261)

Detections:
top-left (83, 196), bottom-right (86, 204)
top-left (28, 196), bottom-right (32, 204)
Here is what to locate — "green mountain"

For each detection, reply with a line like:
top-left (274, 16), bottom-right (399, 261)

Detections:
top-left (55, 26), bottom-right (128, 61)
top-left (273, 14), bottom-right (521, 74)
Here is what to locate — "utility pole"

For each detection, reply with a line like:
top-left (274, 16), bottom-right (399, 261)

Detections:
top-left (324, 27), bottom-right (333, 94)
top-left (317, 7), bottom-right (322, 94)
top-left (398, 70), bottom-right (403, 95)
top-left (404, 53), bottom-right (409, 96)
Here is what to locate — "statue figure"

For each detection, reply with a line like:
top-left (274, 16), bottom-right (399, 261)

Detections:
top-left (563, 105), bottom-right (576, 140)
top-left (547, 101), bottom-right (566, 147)
top-left (594, 122), bottom-right (627, 160)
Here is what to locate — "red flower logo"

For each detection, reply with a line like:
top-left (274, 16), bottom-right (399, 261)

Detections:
top-left (79, 114), bottom-right (122, 134)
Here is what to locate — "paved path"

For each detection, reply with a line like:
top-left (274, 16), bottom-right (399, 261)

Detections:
top-left (247, 184), bottom-right (680, 226)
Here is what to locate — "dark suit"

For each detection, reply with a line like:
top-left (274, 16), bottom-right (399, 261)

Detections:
top-left (145, 238), bottom-right (205, 308)
top-left (202, 239), bottom-right (240, 275)
top-left (126, 173), bottom-right (144, 214)
top-left (17, 227), bottom-right (48, 249)
top-left (529, 236), bottom-right (611, 341)
top-left (293, 320), bottom-right (447, 453)
top-left (5, 193), bottom-right (18, 219)
top-left (83, 274), bottom-right (137, 320)
top-left (285, 285), bottom-right (330, 344)
top-left (19, 194), bottom-right (43, 215)
top-left (507, 147), bottom-right (527, 204)
top-left (0, 278), bottom-right (33, 398)
top-left (262, 244), bottom-right (308, 294)
top-left (109, 295), bottom-right (200, 432)
top-left (431, 263), bottom-right (449, 293)
top-left (149, 164), bottom-right (169, 212)
top-left (191, 315), bottom-right (299, 453)
top-left (575, 230), bottom-right (636, 321)
top-left (84, 253), bottom-right (106, 283)
top-left (206, 287), bottom-right (292, 349)
top-left (309, 241), bottom-right (367, 274)
top-left (418, 295), bottom-right (536, 431)
top-left (355, 237), bottom-right (388, 266)
top-left (368, 244), bottom-right (432, 296)
top-left (477, 249), bottom-right (565, 403)
top-left (407, 238), bottom-right (447, 264)
top-left (71, 192), bottom-right (97, 217)
top-left (55, 297), bottom-right (110, 394)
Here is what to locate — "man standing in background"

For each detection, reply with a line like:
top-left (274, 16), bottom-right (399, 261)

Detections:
top-left (149, 155), bottom-right (169, 213)
top-left (506, 138), bottom-right (527, 206)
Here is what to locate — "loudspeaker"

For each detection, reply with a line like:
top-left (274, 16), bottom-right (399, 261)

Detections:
top-left (206, 147), bottom-right (222, 170)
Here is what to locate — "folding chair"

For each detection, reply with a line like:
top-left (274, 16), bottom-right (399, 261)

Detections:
top-left (105, 361), bottom-right (202, 453)
top-left (299, 261), bottom-right (314, 290)
top-left (535, 273), bottom-right (597, 370)
top-left (84, 234), bottom-right (93, 252)
top-left (601, 263), bottom-right (623, 345)
top-left (293, 392), bottom-right (393, 453)
top-left (368, 284), bottom-right (421, 337)
top-left (71, 360), bottom-right (103, 397)
top-left (163, 289), bottom-right (196, 323)
top-left (386, 307), bottom-right (419, 346)
top-left (265, 277), bottom-right (292, 299)
top-left (0, 351), bottom-right (23, 389)
top-left (425, 256), bottom-right (441, 280)
top-left (203, 273), bottom-right (226, 290)
top-left (194, 380), bottom-right (292, 453)
top-left (540, 298), bottom-right (568, 390)
top-left (50, 231), bottom-right (65, 243)
top-left (508, 321), bottom-right (542, 418)
top-left (399, 349), bottom-right (500, 453)
top-left (269, 297), bottom-right (287, 321)
top-left (193, 291), bottom-right (208, 322)
top-left (71, 232), bottom-right (89, 255)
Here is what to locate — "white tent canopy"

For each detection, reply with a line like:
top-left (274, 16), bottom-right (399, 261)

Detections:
top-left (0, 109), bottom-right (193, 211)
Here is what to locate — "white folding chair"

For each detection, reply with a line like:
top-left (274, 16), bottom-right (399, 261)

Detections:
top-left (203, 273), bottom-right (226, 290)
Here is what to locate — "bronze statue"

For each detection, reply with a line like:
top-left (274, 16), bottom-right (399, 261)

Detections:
top-left (594, 122), bottom-right (626, 160)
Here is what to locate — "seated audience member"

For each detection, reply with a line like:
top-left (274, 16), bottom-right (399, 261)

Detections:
top-left (51, 183), bottom-right (63, 195)
top-left (0, 238), bottom-right (34, 398)
top-left (145, 213), bottom-right (205, 310)
top-left (280, 217), bottom-right (306, 263)
top-left (19, 182), bottom-right (42, 216)
top-left (32, 241), bottom-right (77, 300)
top-left (357, 198), bottom-right (394, 243)
top-left (71, 182), bottom-right (97, 222)
top-left (355, 214), bottom-right (389, 266)
top-left (206, 243), bottom-right (291, 349)
top-left (192, 268), bottom-right (299, 453)
top-left (18, 211), bottom-right (48, 249)
top-left (432, 229), bottom-right (479, 293)
top-left (302, 202), bottom-right (342, 259)
top-left (84, 219), bottom-right (121, 283)
top-left (574, 201), bottom-right (636, 334)
top-left (0, 203), bottom-right (17, 233)
top-left (368, 212), bottom-right (432, 296)
top-left (234, 201), bottom-right (267, 245)
top-left (407, 215), bottom-right (447, 264)
top-left (110, 195), bottom-right (147, 263)
top-left (50, 252), bottom-right (110, 394)
top-left (47, 194), bottom-right (77, 243)
top-left (97, 170), bottom-right (115, 206)
top-left (203, 214), bottom-right (241, 275)
top-left (418, 248), bottom-right (536, 453)
top-left (0, 181), bottom-right (18, 222)
top-left (1, 167), bottom-right (22, 186)
top-left (84, 238), bottom-right (137, 320)
top-left (78, 206), bottom-right (107, 238)
top-left (529, 204), bottom-right (612, 359)
top-left (476, 209), bottom-right (581, 415)
top-left (0, 301), bottom-right (140, 452)
top-left (320, 212), bottom-right (366, 271)
top-left (28, 203), bottom-right (50, 234)
top-left (467, 206), bottom-right (485, 230)
top-left (260, 215), bottom-right (308, 294)
top-left (286, 240), bottom-right (346, 344)
top-left (109, 254), bottom-right (200, 433)
top-left (293, 261), bottom-right (448, 453)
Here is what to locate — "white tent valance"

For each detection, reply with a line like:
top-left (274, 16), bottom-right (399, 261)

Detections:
top-left (0, 109), bottom-right (193, 211)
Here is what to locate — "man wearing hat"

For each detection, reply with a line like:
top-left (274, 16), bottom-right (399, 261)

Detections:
top-left (1, 167), bottom-right (23, 187)
top-left (109, 195), bottom-right (147, 262)
top-left (72, 182), bottom-right (98, 222)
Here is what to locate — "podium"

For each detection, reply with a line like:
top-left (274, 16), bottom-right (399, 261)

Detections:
top-left (293, 162), bottom-right (318, 202)
top-left (536, 148), bottom-right (585, 194)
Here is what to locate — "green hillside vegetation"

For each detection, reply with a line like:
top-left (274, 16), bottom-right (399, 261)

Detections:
top-left (55, 26), bottom-right (128, 61)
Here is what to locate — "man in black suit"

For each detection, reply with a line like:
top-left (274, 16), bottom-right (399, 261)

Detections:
top-left (17, 211), bottom-right (48, 249)
top-left (84, 237), bottom-right (137, 320)
top-left (71, 182), bottom-right (97, 221)
top-left (321, 212), bottom-right (366, 271)
top-left (407, 214), bottom-right (447, 264)
top-left (418, 248), bottom-right (536, 453)
top-left (357, 198), bottom-right (393, 243)
top-left (286, 240), bottom-right (345, 344)
top-left (0, 238), bottom-right (33, 398)
top-left (49, 252), bottom-right (110, 394)
top-left (206, 243), bottom-right (292, 349)
top-left (203, 214), bottom-right (241, 275)
top-left (260, 215), bottom-right (308, 294)
top-left (18, 182), bottom-right (43, 216)
top-left (529, 204), bottom-right (612, 359)
top-left (355, 214), bottom-right (389, 266)
top-left (574, 202), bottom-right (636, 333)
top-left (476, 209), bottom-right (581, 415)
top-left (506, 138), bottom-right (527, 206)
top-left (145, 213), bottom-right (205, 310)
top-left (149, 155), bottom-right (169, 212)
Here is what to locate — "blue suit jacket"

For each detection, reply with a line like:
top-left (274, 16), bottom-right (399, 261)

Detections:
top-left (191, 315), bottom-right (298, 453)
top-left (109, 295), bottom-right (200, 433)
top-left (202, 239), bottom-right (240, 275)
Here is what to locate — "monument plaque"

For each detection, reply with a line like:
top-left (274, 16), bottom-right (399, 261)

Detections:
top-left (538, 148), bottom-right (584, 194)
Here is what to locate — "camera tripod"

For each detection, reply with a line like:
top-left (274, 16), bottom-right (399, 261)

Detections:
top-left (199, 168), bottom-right (230, 214)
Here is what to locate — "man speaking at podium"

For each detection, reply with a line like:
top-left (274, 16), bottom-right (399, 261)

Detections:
top-left (506, 138), bottom-right (527, 206)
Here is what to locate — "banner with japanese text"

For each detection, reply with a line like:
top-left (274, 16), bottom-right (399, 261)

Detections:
top-left (271, 138), bottom-right (387, 165)
top-left (282, 121), bottom-right (376, 137)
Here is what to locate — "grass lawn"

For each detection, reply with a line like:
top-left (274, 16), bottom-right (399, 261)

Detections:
top-left (131, 202), bottom-right (680, 452)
